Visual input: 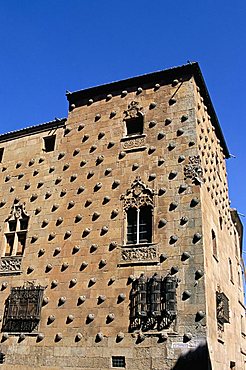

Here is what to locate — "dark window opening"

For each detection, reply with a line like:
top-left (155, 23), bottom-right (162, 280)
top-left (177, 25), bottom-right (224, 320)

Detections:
top-left (5, 235), bottom-right (14, 256)
top-left (20, 218), bottom-right (28, 230)
top-left (43, 135), bottom-right (56, 152)
top-left (0, 148), bottom-right (4, 163)
top-left (229, 258), bottom-right (234, 283)
top-left (2, 285), bottom-right (44, 333)
top-left (212, 229), bottom-right (218, 259)
top-left (127, 206), bottom-right (152, 244)
top-left (234, 230), bottom-right (239, 258)
top-left (112, 356), bottom-right (125, 368)
top-left (4, 216), bottom-right (29, 257)
top-left (9, 220), bottom-right (17, 232)
top-left (125, 116), bottom-right (143, 136)
top-left (16, 233), bottom-right (26, 255)
top-left (219, 216), bottom-right (223, 230)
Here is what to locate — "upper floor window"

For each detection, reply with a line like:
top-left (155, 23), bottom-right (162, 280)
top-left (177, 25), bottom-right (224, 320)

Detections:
top-left (4, 203), bottom-right (29, 257)
top-left (123, 101), bottom-right (144, 137)
top-left (212, 229), bottom-right (218, 260)
top-left (2, 284), bottom-right (44, 333)
top-left (127, 206), bottom-right (152, 244)
top-left (229, 257), bottom-right (234, 284)
top-left (43, 135), bottom-right (56, 152)
top-left (0, 148), bottom-right (4, 163)
top-left (121, 177), bottom-right (154, 246)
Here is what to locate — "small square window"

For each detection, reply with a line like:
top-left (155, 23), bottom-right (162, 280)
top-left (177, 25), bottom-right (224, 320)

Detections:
top-left (125, 116), bottom-right (143, 136)
top-left (112, 356), bottom-right (125, 368)
top-left (0, 148), bottom-right (4, 163)
top-left (43, 136), bottom-right (56, 152)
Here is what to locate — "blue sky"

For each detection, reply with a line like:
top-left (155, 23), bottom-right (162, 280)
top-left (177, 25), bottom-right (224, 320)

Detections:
top-left (0, 1), bottom-right (245, 256)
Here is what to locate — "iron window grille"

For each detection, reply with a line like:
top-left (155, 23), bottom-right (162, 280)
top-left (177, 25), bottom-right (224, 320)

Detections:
top-left (112, 356), bottom-right (126, 368)
top-left (130, 273), bottom-right (177, 331)
top-left (216, 291), bottom-right (230, 325)
top-left (2, 285), bottom-right (45, 333)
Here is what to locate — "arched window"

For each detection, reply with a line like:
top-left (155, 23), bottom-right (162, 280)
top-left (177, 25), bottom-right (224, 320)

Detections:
top-left (121, 177), bottom-right (154, 246)
top-left (126, 205), bottom-right (152, 245)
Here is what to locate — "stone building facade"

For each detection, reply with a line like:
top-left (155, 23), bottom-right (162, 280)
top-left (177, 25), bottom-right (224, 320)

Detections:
top-left (0, 62), bottom-right (244, 369)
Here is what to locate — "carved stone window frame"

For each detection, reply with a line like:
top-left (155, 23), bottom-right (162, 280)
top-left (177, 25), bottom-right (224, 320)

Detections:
top-left (0, 202), bottom-right (29, 275)
top-left (121, 177), bottom-right (155, 247)
top-left (121, 101), bottom-right (147, 152)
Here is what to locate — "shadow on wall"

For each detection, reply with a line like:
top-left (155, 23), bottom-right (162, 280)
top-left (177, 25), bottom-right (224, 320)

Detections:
top-left (171, 343), bottom-right (212, 370)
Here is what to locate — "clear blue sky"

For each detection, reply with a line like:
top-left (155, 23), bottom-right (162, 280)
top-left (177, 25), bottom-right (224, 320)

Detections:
top-left (0, 1), bottom-right (245, 255)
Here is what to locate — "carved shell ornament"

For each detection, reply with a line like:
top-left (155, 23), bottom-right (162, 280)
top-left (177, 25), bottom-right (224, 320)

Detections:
top-left (121, 176), bottom-right (155, 210)
top-left (124, 101), bottom-right (144, 119)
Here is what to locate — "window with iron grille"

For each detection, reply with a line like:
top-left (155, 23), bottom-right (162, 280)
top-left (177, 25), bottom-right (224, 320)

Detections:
top-left (2, 285), bottom-right (45, 333)
top-left (112, 356), bottom-right (125, 368)
top-left (130, 273), bottom-right (177, 331)
top-left (126, 206), bottom-right (152, 245)
top-left (216, 291), bottom-right (230, 325)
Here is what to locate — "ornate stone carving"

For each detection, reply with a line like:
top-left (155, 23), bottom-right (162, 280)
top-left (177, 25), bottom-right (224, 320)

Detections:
top-left (0, 256), bottom-right (22, 273)
top-left (121, 246), bottom-right (157, 262)
top-left (124, 101), bottom-right (143, 119)
top-left (6, 202), bottom-right (29, 222)
top-left (184, 155), bottom-right (203, 184)
top-left (121, 176), bottom-right (154, 210)
top-left (122, 136), bottom-right (146, 150)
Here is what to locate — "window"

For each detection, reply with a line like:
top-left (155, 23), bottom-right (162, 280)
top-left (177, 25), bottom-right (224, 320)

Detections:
top-left (216, 291), bottom-right (230, 326)
top-left (0, 148), bottom-right (4, 163)
top-left (229, 258), bottom-right (234, 284)
top-left (212, 229), bottom-right (218, 259)
top-left (234, 230), bottom-right (239, 259)
top-left (4, 214), bottom-right (28, 257)
top-left (2, 285), bottom-right (44, 333)
top-left (123, 101), bottom-right (144, 137)
top-left (125, 116), bottom-right (143, 136)
top-left (241, 314), bottom-right (246, 337)
top-left (130, 273), bottom-right (177, 331)
top-left (121, 177), bottom-right (154, 247)
top-left (43, 135), bottom-right (56, 152)
top-left (112, 356), bottom-right (125, 368)
top-left (127, 206), bottom-right (152, 244)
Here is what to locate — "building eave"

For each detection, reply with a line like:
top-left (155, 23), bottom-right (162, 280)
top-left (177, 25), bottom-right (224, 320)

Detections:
top-left (0, 118), bottom-right (67, 143)
top-left (66, 62), bottom-right (229, 158)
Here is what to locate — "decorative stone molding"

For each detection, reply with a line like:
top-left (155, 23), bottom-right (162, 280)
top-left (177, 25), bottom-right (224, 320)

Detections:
top-left (184, 155), bottom-right (203, 184)
top-left (124, 101), bottom-right (143, 120)
top-left (121, 176), bottom-right (154, 210)
top-left (0, 256), bottom-right (22, 274)
top-left (121, 135), bottom-right (146, 151)
top-left (6, 202), bottom-right (29, 222)
top-left (121, 245), bottom-right (158, 263)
